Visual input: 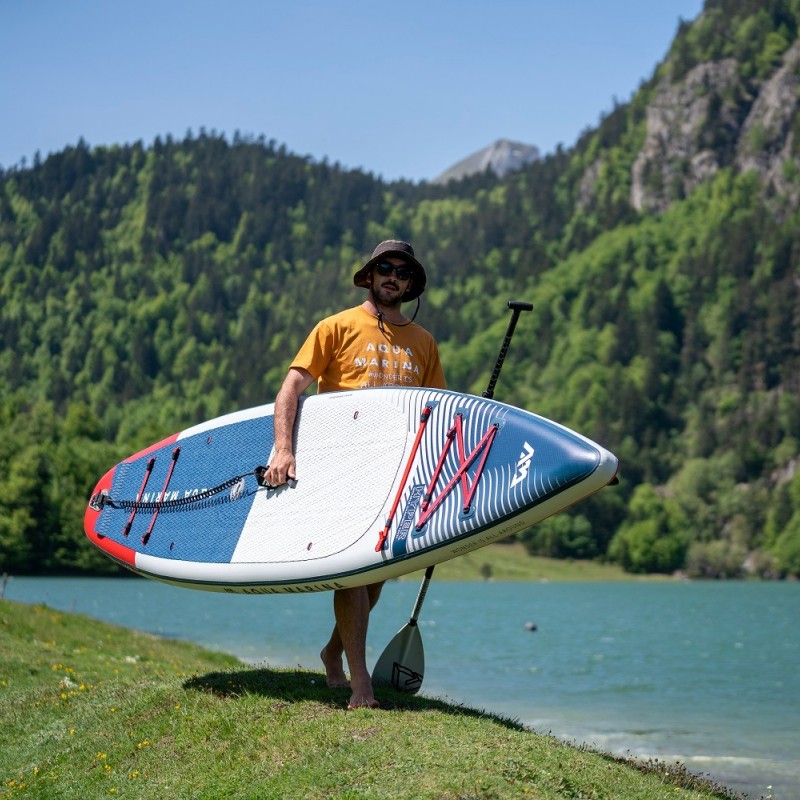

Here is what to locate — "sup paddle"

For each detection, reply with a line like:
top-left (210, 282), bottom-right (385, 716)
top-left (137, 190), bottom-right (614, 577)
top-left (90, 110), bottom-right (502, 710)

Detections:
top-left (372, 300), bottom-right (533, 693)
top-left (372, 565), bottom-right (434, 693)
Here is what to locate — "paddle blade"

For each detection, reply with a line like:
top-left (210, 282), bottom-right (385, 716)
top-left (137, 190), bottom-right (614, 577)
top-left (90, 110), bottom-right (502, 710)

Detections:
top-left (372, 621), bottom-right (425, 694)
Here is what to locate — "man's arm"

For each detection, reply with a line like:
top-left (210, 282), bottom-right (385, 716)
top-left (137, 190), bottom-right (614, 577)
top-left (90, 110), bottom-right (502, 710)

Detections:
top-left (265, 367), bottom-right (315, 486)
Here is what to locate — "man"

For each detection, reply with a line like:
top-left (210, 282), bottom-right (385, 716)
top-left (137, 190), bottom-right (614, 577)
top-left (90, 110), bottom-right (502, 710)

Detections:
top-left (264, 240), bottom-right (446, 708)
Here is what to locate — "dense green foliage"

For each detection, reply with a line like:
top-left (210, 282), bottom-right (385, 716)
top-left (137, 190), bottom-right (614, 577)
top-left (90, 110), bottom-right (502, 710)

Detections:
top-left (2, 1), bottom-right (800, 578)
top-left (668, 0), bottom-right (800, 81)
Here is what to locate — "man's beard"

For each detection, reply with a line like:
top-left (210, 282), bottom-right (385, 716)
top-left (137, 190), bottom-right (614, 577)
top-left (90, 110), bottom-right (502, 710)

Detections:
top-left (373, 284), bottom-right (403, 309)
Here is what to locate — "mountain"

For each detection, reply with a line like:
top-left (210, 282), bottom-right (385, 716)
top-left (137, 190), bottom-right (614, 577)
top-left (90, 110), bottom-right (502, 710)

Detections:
top-left (628, 38), bottom-right (800, 212)
top-left (432, 139), bottom-right (540, 184)
top-left (1, 0), bottom-right (800, 579)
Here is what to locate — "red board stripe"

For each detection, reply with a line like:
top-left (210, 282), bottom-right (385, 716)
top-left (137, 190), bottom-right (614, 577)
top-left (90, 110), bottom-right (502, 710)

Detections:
top-left (83, 466), bottom-right (138, 567)
top-left (123, 431), bottom-right (180, 463)
top-left (84, 432), bottom-right (180, 567)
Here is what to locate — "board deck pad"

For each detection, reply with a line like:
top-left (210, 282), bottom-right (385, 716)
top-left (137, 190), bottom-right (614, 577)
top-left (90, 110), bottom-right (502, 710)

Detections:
top-left (85, 388), bottom-right (618, 592)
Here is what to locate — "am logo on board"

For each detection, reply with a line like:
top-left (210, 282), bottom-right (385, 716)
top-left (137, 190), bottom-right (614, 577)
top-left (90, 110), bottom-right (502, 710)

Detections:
top-left (510, 442), bottom-right (535, 488)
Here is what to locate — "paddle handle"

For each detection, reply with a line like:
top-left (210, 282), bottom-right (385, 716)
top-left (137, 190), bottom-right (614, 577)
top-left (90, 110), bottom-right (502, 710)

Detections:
top-left (482, 300), bottom-right (533, 400)
top-left (409, 565), bottom-right (435, 624)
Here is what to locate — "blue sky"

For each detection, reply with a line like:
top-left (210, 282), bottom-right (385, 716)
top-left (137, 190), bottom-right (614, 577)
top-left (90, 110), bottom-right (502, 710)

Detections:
top-left (2, 0), bottom-right (704, 182)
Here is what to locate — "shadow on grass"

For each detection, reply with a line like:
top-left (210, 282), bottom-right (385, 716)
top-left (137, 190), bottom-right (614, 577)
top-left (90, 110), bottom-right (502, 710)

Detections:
top-left (184, 666), bottom-right (524, 731)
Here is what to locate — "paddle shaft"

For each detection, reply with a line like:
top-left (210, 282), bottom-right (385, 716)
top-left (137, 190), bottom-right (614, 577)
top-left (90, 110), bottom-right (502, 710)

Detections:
top-left (400, 301), bottom-right (531, 618)
top-left (482, 300), bottom-right (534, 400)
top-left (374, 300), bottom-right (533, 692)
top-left (407, 565), bottom-right (435, 625)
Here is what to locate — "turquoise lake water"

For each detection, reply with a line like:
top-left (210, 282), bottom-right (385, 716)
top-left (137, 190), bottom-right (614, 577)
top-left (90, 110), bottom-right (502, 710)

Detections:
top-left (5, 577), bottom-right (799, 799)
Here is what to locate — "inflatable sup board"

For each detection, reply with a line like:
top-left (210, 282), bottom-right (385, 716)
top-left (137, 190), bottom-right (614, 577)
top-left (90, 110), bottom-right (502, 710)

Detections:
top-left (85, 387), bottom-right (618, 593)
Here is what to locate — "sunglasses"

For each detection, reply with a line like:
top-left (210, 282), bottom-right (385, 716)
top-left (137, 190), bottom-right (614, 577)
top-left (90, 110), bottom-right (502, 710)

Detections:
top-left (375, 261), bottom-right (412, 281)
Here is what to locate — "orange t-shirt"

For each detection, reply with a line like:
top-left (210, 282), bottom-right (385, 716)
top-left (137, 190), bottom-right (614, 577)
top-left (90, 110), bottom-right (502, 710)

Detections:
top-left (291, 306), bottom-right (446, 393)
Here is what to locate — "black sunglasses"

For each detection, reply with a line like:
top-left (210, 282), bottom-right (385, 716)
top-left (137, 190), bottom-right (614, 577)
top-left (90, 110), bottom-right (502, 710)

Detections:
top-left (375, 261), bottom-right (412, 281)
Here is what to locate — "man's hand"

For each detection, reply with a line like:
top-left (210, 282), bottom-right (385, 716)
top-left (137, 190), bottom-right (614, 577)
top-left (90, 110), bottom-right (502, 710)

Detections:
top-left (265, 449), bottom-right (296, 487)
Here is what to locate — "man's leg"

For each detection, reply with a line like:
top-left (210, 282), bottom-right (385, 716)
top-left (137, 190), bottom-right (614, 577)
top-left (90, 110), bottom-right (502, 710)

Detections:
top-left (320, 582), bottom-right (384, 706)
top-left (320, 624), bottom-right (348, 688)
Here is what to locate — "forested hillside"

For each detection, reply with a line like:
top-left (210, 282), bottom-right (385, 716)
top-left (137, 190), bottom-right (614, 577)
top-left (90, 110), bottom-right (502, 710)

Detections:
top-left (2, 0), bottom-right (800, 577)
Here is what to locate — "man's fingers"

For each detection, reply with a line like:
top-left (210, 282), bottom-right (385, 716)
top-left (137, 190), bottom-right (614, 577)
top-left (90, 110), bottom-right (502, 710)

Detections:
top-left (264, 455), bottom-right (296, 487)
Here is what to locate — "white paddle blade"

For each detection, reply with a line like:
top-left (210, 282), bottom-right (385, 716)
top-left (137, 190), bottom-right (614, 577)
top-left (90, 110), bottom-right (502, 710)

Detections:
top-left (372, 622), bottom-right (425, 694)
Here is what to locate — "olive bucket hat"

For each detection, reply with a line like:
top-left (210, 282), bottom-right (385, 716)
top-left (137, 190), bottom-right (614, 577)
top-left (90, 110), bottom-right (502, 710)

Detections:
top-left (353, 240), bottom-right (427, 302)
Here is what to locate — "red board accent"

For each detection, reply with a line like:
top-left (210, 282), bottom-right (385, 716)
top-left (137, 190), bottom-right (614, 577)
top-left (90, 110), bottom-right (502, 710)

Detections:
top-left (124, 431), bottom-right (180, 463)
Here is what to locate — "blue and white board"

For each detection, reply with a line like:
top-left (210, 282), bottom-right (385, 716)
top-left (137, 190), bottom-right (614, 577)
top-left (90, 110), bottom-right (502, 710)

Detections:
top-left (85, 387), bottom-right (618, 593)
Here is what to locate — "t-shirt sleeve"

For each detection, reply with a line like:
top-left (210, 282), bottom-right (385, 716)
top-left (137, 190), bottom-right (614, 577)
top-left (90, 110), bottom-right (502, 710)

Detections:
top-left (290, 320), bottom-right (334, 380)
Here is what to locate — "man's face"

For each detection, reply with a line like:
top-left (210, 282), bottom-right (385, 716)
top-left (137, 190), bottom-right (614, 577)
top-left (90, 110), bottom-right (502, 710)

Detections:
top-left (369, 258), bottom-right (412, 307)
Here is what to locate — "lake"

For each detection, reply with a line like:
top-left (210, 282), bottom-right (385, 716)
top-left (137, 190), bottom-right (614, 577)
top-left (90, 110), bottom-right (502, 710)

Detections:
top-left (5, 577), bottom-right (799, 799)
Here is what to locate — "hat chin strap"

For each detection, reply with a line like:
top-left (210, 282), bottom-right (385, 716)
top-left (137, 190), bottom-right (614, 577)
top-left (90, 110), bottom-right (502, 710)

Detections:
top-left (370, 285), bottom-right (421, 335)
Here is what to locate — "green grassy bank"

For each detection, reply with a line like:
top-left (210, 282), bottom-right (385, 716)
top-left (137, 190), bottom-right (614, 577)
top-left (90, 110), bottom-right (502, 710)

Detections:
top-left (398, 544), bottom-right (668, 582)
top-left (0, 599), bottom-right (742, 799)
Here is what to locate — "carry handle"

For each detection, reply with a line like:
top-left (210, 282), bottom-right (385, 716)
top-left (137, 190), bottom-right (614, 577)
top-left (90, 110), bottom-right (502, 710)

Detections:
top-left (254, 466), bottom-right (297, 490)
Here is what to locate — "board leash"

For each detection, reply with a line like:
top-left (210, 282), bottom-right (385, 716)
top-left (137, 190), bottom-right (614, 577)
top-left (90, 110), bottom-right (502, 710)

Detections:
top-left (90, 465), bottom-right (293, 514)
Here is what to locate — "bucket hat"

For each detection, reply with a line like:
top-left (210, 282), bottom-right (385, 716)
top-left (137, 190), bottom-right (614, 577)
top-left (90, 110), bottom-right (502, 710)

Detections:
top-left (353, 240), bottom-right (427, 302)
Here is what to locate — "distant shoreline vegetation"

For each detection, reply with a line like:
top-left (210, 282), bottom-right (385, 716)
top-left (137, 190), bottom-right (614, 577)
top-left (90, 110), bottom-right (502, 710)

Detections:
top-left (0, 544), bottom-right (780, 584)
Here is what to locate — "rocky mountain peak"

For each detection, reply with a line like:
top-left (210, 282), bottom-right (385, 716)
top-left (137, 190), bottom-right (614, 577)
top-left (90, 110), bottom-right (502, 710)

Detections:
top-left (432, 139), bottom-right (540, 185)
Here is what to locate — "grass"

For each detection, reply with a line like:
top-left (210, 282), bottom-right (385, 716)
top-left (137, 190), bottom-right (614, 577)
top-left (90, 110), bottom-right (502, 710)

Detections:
top-left (397, 544), bottom-right (667, 582)
top-left (0, 599), bottom-right (744, 800)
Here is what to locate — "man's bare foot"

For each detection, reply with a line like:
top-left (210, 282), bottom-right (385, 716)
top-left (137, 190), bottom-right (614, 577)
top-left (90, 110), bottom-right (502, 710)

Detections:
top-left (320, 646), bottom-right (349, 688)
top-left (345, 675), bottom-right (379, 709)
top-left (346, 686), bottom-right (380, 710)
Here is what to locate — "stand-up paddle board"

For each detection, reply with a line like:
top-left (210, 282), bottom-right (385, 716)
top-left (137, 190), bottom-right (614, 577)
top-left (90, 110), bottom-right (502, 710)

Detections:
top-left (85, 387), bottom-right (618, 593)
